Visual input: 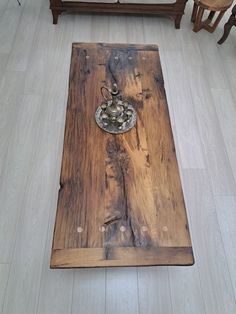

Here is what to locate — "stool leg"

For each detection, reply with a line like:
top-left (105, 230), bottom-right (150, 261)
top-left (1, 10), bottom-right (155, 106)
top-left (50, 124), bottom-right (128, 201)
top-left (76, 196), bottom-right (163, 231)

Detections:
top-left (200, 11), bottom-right (215, 29)
top-left (193, 7), bottom-right (204, 32)
top-left (212, 11), bottom-right (226, 32)
top-left (191, 3), bottom-right (198, 23)
top-left (207, 11), bottom-right (216, 23)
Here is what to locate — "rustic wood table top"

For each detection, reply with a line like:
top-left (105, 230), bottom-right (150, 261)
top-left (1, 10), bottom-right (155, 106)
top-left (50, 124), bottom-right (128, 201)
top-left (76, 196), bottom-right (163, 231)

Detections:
top-left (50, 43), bottom-right (194, 268)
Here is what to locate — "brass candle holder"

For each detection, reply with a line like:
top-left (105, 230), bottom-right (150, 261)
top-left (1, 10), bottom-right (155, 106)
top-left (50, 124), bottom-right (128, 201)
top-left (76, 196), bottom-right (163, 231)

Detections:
top-left (95, 83), bottom-right (137, 134)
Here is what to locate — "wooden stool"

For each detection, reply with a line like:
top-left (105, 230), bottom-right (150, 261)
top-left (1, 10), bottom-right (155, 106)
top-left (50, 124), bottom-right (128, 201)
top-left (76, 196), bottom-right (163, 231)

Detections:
top-left (191, 0), bottom-right (233, 33)
top-left (218, 4), bottom-right (236, 43)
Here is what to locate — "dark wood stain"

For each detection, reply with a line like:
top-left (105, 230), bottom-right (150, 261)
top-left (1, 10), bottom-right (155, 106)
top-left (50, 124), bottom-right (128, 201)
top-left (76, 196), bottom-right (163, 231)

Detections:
top-left (49, 0), bottom-right (188, 30)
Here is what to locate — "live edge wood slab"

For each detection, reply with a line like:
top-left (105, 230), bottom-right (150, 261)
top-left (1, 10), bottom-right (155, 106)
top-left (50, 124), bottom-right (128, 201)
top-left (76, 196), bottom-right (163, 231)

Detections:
top-left (51, 43), bottom-right (194, 268)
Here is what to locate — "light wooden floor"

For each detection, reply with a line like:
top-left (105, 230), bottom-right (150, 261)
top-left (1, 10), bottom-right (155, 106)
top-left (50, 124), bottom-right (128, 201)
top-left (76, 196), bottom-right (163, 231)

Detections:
top-left (0, 0), bottom-right (236, 313)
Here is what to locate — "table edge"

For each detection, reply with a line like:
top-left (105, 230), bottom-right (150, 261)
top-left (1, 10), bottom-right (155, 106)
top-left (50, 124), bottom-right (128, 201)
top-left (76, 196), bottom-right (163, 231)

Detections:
top-left (50, 246), bottom-right (194, 268)
top-left (71, 42), bottom-right (159, 51)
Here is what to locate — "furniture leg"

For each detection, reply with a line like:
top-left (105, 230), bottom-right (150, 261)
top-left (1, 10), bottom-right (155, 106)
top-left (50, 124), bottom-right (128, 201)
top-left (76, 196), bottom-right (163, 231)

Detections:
top-left (218, 21), bottom-right (234, 43)
top-left (207, 11), bottom-right (216, 22)
top-left (52, 9), bottom-right (60, 24)
top-left (175, 14), bottom-right (182, 29)
top-left (218, 5), bottom-right (236, 44)
top-left (209, 10), bottom-right (226, 33)
top-left (191, 2), bottom-right (198, 23)
top-left (193, 7), bottom-right (204, 32)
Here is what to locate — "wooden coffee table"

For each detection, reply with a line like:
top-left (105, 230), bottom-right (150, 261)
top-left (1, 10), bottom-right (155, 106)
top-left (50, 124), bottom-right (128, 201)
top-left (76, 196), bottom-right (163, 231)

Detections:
top-left (51, 43), bottom-right (194, 268)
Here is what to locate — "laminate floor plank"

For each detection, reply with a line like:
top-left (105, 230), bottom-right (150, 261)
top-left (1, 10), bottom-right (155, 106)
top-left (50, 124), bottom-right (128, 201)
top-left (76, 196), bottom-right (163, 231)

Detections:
top-left (0, 71), bottom-right (25, 175)
top-left (37, 267), bottom-right (73, 314)
top-left (71, 269), bottom-right (106, 314)
top-left (212, 89), bottom-right (236, 182)
top-left (217, 46), bottom-right (236, 109)
top-left (106, 268), bottom-right (139, 314)
top-left (0, 53), bottom-right (8, 77)
top-left (2, 95), bottom-right (61, 314)
top-left (187, 65), bottom-right (236, 195)
top-left (0, 0), bottom-right (23, 54)
top-left (72, 14), bottom-right (92, 42)
top-left (179, 28), bottom-right (204, 66)
top-left (0, 97), bottom-right (21, 177)
top-left (0, 0), bottom-right (8, 16)
top-left (126, 15), bottom-right (144, 44)
top-left (215, 196), bottom-right (236, 298)
top-left (169, 266), bottom-right (206, 314)
top-left (0, 264), bottom-right (10, 313)
top-left (138, 267), bottom-right (173, 314)
top-left (200, 50), bottom-right (229, 89)
top-left (160, 18), bottom-right (182, 52)
top-left (25, 13), bottom-right (73, 97)
top-left (0, 89), bottom-right (40, 264)
top-left (24, 6), bottom-right (56, 95)
top-left (182, 170), bottom-right (236, 314)
top-left (6, 0), bottom-right (43, 71)
top-left (35, 91), bottom-right (74, 314)
top-left (195, 28), bottom-right (221, 54)
top-left (108, 15), bottom-right (127, 43)
top-left (164, 51), bottom-right (205, 169)
top-left (49, 15), bottom-right (74, 74)
top-left (143, 17), bottom-right (163, 46)
top-left (0, 71), bottom-right (25, 104)
top-left (197, 8), bottom-right (235, 91)
top-left (91, 15), bottom-right (109, 42)
top-left (37, 221), bottom-right (74, 314)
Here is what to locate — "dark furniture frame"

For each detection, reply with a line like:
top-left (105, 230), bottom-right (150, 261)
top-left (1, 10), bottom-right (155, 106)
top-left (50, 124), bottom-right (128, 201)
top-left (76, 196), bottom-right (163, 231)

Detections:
top-left (49, 0), bottom-right (188, 29)
top-left (191, 0), bottom-right (233, 34)
top-left (218, 4), bottom-right (236, 44)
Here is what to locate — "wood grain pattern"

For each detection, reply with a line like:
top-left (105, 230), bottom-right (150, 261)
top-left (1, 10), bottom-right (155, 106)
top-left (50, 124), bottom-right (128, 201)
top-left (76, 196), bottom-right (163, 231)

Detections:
top-left (51, 43), bottom-right (194, 268)
top-left (196, 0), bottom-right (233, 11)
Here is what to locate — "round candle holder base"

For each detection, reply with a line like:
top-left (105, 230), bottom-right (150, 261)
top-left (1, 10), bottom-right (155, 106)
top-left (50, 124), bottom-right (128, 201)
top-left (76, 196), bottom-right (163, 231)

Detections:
top-left (95, 83), bottom-right (137, 134)
top-left (95, 105), bottom-right (137, 134)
